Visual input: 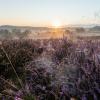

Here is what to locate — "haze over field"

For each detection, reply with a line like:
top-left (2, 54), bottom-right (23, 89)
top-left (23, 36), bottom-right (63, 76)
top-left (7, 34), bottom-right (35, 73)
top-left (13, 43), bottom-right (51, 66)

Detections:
top-left (0, 0), bottom-right (100, 39)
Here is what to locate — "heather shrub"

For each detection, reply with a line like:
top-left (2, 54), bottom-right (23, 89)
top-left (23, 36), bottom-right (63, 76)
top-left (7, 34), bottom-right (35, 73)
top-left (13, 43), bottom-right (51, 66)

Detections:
top-left (0, 38), bottom-right (100, 100)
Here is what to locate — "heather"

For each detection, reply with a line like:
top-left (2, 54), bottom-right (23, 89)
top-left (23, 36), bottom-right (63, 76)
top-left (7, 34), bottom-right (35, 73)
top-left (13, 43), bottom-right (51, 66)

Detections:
top-left (0, 38), bottom-right (100, 100)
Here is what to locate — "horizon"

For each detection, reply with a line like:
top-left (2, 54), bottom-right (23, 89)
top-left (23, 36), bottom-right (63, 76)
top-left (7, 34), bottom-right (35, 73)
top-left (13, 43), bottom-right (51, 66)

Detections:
top-left (0, 23), bottom-right (100, 28)
top-left (0, 0), bottom-right (100, 26)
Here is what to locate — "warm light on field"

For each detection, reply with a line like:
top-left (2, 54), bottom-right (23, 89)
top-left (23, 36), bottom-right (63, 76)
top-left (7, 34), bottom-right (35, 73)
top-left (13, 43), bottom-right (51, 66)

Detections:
top-left (50, 20), bottom-right (63, 38)
top-left (51, 19), bottom-right (62, 28)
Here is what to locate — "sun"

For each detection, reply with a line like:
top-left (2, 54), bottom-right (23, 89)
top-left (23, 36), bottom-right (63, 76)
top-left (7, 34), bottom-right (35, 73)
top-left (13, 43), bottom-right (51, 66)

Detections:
top-left (51, 20), bottom-right (62, 28)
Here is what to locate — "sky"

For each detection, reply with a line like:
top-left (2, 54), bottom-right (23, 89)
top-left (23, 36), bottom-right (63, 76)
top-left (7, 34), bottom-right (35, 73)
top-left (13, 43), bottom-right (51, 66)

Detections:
top-left (0, 0), bottom-right (100, 26)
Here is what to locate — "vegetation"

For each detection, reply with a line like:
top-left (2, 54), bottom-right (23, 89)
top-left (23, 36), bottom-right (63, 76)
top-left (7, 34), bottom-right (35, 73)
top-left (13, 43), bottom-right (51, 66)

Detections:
top-left (0, 38), bottom-right (100, 100)
top-left (0, 29), bottom-right (31, 39)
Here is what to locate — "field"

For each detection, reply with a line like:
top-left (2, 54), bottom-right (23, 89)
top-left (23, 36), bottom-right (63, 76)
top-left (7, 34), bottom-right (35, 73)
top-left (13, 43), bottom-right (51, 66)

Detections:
top-left (0, 36), bottom-right (100, 100)
top-left (1, 0), bottom-right (100, 99)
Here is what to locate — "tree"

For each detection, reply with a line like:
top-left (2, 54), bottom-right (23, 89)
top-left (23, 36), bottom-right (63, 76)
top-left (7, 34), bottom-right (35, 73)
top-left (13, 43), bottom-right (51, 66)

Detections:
top-left (76, 27), bottom-right (85, 33)
top-left (0, 29), bottom-right (11, 39)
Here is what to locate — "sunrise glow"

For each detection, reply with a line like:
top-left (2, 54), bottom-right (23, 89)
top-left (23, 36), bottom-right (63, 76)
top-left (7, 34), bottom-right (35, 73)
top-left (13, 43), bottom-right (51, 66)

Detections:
top-left (51, 20), bottom-right (62, 28)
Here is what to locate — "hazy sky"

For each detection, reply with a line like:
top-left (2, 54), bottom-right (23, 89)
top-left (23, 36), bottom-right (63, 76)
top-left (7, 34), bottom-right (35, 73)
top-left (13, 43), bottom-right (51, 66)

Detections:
top-left (0, 0), bottom-right (100, 26)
